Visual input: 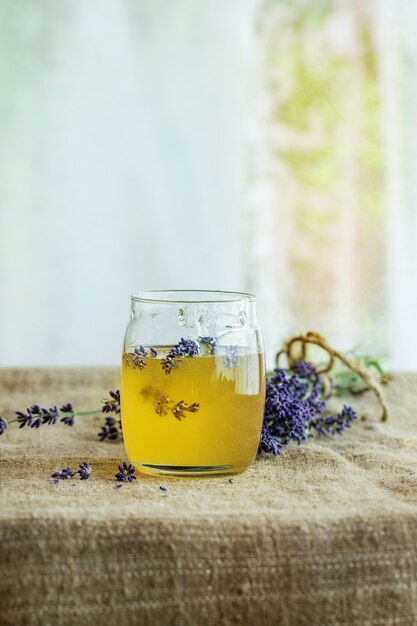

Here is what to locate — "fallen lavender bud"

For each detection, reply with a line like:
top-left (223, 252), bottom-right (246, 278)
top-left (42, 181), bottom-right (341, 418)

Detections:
top-left (115, 461), bottom-right (136, 483)
top-left (52, 467), bottom-right (75, 480)
top-left (78, 462), bottom-right (92, 480)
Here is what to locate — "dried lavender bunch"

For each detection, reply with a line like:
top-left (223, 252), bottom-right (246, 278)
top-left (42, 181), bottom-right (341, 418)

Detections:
top-left (259, 361), bottom-right (357, 456)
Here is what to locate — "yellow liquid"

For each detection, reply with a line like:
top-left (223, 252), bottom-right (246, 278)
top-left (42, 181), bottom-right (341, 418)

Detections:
top-left (121, 348), bottom-right (265, 477)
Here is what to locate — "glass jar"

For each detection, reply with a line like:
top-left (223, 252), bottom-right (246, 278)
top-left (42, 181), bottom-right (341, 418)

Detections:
top-left (120, 290), bottom-right (266, 477)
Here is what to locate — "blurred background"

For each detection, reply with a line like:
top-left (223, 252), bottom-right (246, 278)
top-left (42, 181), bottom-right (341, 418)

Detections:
top-left (1, 0), bottom-right (416, 369)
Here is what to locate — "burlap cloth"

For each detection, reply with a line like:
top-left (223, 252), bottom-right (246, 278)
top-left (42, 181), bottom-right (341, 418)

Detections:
top-left (0, 368), bottom-right (416, 626)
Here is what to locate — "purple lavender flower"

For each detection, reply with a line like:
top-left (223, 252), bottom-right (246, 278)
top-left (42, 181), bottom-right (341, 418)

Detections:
top-left (171, 338), bottom-right (200, 358)
top-left (98, 416), bottom-right (120, 441)
top-left (124, 346), bottom-right (149, 370)
top-left (15, 411), bottom-right (27, 428)
top-left (59, 402), bottom-right (75, 426)
top-left (150, 347), bottom-right (158, 357)
top-left (311, 405), bottom-right (357, 436)
top-left (260, 361), bottom-right (326, 455)
top-left (293, 360), bottom-right (319, 381)
top-left (59, 403), bottom-right (75, 425)
top-left (60, 403), bottom-right (74, 413)
top-left (0, 416), bottom-right (7, 435)
top-left (115, 461), bottom-right (137, 482)
top-left (78, 462), bottom-right (92, 480)
top-left (42, 406), bottom-right (59, 426)
top-left (159, 485), bottom-right (168, 492)
top-left (61, 414), bottom-right (75, 427)
top-left (259, 361), bottom-right (356, 456)
top-left (102, 390), bottom-right (120, 414)
top-left (161, 338), bottom-right (200, 374)
top-left (198, 336), bottom-right (218, 355)
top-left (223, 346), bottom-right (239, 368)
top-left (52, 467), bottom-right (75, 480)
top-left (16, 405), bottom-right (53, 429)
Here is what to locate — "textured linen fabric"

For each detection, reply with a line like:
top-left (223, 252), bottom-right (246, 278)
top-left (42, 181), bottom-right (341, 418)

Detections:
top-left (0, 368), bottom-right (416, 626)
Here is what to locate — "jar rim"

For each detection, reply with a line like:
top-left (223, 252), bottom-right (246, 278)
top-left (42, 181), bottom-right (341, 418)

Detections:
top-left (131, 290), bottom-right (256, 304)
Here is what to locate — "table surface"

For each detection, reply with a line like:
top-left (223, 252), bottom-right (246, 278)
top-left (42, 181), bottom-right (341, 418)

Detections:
top-left (0, 368), bottom-right (416, 626)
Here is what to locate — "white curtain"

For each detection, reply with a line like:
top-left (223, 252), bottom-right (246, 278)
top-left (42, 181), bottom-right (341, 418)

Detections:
top-left (0, 0), bottom-right (258, 366)
top-left (248, 0), bottom-right (417, 370)
top-left (1, 0), bottom-right (417, 370)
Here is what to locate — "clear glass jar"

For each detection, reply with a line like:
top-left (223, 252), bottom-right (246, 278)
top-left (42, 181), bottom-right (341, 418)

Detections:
top-left (120, 290), bottom-right (265, 477)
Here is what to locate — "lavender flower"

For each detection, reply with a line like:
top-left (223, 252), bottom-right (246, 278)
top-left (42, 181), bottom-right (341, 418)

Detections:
top-left (78, 462), bottom-right (92, 480)
top-left (161, 338), bottom-right (200, 374)
top-left (155, 394), bottom-right (171, 416)
top-left (171, 400), bottom-right (200, 421)
top-left (102, 390), bottom-right (120, 414)
top-left (115, 461), bottom-right (137, 482)
top-left (124, 346), bottom-right (148, 370)
top-left (61, 414), bottom-right (75, 427)
top-left (60, 403), bottom-right (73, 413)
top-left (259, 361), bottom-right (356, 456)
top-left (42, 406), bottom-right (59, 426)
top-left (52, 467), bottom-right (75, 480)
top-left (311, 405), bottom-right (357, 436)
top-left (16, 405), bottom-right (59, 429)
top-left (59, 403), bottom-right (75, 426)
top-left (198, 336), bottom-right (218, 355)
top-left (98, 392), bottom-right (122, 440)
top-left (98, 416), bottom-right (120, 441)
top-left (0, 416), bottom-right (7, 435)
top-left (150, 347), bottom-right (158, 357)
top-left (223, 346), bottom-right (239, 368)
top-left (159, 485), bottom-right (168, 492)
top-left (161, 356), bottom-right (175, 374)
top-left (51, 463), bottom-right (92, 481)
top-left (171, 338), bottom-right (200, 358)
